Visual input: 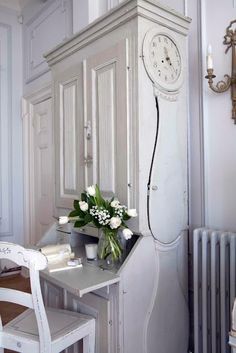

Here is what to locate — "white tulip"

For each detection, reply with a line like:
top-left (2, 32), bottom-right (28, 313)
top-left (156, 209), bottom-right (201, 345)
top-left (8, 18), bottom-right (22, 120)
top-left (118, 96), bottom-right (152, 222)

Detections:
top-left (79, 201), bottom-right (88, 212)
top-left (59, 216), bottom-right (69, 225)
top-left (110, 216), bottom-right (122, 229)
top-left (126, 208), bottom-right (137, 217)
top-left (111, 199), bottom-right (120, 208)
top-left (122, 228), bottom-right (133, 240)
top-left (86, 185), bottom-right (96, 196)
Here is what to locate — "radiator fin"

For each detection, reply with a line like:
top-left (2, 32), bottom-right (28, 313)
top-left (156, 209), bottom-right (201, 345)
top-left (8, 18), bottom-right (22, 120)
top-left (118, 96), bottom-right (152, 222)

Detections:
top-left (194, 228), bottom-right (236, 353)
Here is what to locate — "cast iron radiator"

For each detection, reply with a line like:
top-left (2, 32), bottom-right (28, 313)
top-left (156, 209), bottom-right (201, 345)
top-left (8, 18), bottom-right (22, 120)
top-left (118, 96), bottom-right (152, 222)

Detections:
top-left (194, 228), bottom-right (236, 353)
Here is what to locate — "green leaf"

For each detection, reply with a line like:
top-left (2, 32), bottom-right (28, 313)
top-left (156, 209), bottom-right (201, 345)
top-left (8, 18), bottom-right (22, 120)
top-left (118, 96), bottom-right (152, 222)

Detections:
top-left (81, 193), bottom-right (87, 202)
top-left (95, 184), bottom-right (104, 206)
top-left (123, 213), bottom-right (130, 221)
top-left (69, 210), bottom-right (80, 217)
top-left (92, 218), bottom-right (102, 228)
top-left (74, 220), bottom-right (86, 228)
top-left (84, 213), bottom-right (92, 224)
top-left (88, 197), bottom-right (95, 208)
top-left (107, 205), bottom-right (114, 217)
top-left (74, 200), bottom-right (80, 210)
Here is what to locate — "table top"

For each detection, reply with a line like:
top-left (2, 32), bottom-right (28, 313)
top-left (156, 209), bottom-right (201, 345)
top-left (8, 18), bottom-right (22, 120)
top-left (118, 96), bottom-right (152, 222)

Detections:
top-left (40, 261), bottom-right (120, 297)
top-left (38, 223), bottom-right (120, 297)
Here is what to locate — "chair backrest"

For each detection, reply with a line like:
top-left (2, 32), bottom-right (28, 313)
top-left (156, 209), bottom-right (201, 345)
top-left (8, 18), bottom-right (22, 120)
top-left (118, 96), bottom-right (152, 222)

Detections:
top-left (0, 242), bottom-right (52, 351)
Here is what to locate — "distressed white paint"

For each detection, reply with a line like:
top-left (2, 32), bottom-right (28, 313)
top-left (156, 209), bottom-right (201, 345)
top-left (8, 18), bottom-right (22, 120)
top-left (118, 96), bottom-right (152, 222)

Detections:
top-left (0, 242), bottom-right (95, 353)
top-left (61, 82), bottom-right (77, 191)
top-left (39, 232), bottom-right (155, 353)
top-left (44, 3), bottom-right (190, 353)
top-left (85, 41), bottom-right (129, 203)
top-left (54, 64), bottom-right (85, 210)
top-left (97, 67), bottom-right (116, 194)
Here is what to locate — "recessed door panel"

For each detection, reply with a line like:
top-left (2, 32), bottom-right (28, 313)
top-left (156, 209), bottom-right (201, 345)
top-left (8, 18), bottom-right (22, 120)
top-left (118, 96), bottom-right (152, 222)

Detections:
top-left (85, 40), bottom-right (130, 205)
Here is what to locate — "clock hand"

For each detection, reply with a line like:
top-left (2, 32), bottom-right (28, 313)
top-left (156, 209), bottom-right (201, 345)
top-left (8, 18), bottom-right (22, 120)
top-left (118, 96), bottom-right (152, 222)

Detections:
top-left (163, 47), bottom-right (171, 63)
top-left (164, 46), bottom-right (173, 67)
top-left (165, 54), bottom-right (176, 73)
top-left (163, 46), bottom-right (177, 75)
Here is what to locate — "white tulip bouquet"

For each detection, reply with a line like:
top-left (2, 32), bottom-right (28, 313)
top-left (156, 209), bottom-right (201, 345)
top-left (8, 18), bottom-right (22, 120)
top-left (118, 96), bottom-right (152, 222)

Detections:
top-left (59, 184), bottom-right (137, 261)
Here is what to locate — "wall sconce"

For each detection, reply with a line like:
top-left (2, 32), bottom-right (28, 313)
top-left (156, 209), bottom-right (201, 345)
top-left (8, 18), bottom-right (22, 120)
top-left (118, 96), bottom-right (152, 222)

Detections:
top-left (205, 20), bottom-right (236, 124)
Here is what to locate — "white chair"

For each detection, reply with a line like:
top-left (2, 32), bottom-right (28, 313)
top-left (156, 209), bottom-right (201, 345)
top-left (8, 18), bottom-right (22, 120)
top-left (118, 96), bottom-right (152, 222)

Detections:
top-left (0, 242), bottom-right (95, 353)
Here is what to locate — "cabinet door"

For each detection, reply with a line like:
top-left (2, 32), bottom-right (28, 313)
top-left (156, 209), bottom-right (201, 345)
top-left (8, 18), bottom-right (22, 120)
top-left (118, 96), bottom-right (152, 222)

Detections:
top-left (54, 64), bottom-right (84, 209)
top-left (85, 40), bottom-right (130, 205)
top-left (41, 278), bottom-right (64, 309)
top-left (33, 98), bottom-right (54, 244)
top-left (66, 291), bottom-right (111, 353)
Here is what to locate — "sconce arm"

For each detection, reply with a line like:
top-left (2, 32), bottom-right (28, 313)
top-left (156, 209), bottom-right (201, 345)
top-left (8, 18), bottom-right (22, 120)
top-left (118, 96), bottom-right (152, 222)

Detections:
top-left (209, 74), bottom-right (231, 93)
top-left (205, 69), bottom-right (231, 93)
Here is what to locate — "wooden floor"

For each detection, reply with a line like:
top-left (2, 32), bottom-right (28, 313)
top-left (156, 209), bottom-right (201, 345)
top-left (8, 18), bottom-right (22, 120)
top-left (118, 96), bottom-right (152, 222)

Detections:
top-left (0, 273), bottom-right (31, 352)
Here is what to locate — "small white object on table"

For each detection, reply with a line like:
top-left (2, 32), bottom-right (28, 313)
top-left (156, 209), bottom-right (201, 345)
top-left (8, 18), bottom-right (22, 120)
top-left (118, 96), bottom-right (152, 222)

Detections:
top-left (85, 243), bottom-right (98, 260)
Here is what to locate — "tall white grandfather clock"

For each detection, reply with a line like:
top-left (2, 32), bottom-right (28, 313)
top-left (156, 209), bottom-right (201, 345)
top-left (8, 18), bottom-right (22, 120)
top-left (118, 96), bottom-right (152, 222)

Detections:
top-left (45, 1), bottom-right (191, 352)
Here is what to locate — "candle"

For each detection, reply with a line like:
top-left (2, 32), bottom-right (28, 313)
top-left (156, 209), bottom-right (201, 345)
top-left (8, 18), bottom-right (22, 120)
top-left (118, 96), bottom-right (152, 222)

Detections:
top-left (207, 44), bottom-right (213, 69)
top-left (85, 243), bottom-right (98, 260)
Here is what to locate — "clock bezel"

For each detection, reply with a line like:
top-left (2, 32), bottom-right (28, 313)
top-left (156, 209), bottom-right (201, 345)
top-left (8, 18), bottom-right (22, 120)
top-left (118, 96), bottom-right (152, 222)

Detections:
top-left (142, 28), bottom-right (184, 93)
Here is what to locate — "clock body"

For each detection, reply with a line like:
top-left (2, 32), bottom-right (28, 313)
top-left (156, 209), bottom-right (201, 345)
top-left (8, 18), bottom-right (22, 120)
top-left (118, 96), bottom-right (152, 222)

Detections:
top-left (139, 20), bottom-right (189, 243)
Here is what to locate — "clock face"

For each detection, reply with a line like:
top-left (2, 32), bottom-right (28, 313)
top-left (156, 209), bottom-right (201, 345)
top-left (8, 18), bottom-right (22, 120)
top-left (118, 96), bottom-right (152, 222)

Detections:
top-left (143, 29), bottom-right (183, 93)
top-left (150, 34), bottom-right (181, 85)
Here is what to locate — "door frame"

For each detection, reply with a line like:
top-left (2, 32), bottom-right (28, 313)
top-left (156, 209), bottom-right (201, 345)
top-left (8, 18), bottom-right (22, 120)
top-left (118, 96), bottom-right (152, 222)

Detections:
top-left (22, 84), bottom-right (52, 245)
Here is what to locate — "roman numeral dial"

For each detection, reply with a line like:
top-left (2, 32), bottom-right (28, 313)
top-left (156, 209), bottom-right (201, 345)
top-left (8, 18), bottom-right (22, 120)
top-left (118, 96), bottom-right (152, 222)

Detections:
top-left (150, 34), bottom-right (181, 84)
top-left (143, 29), bottom-right (183, 94)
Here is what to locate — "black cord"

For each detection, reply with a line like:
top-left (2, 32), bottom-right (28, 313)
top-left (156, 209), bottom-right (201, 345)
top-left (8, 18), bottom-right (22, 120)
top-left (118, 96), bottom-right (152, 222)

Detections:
top-left (147, 95), bottom-right (160, 238)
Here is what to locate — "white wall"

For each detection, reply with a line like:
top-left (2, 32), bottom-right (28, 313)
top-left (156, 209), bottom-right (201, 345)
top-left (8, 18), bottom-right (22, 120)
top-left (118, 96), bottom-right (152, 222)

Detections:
top-left (188, 0), bottom-right (236, 232)
top-left (203, 0), bottom-right (236, 231)
top-left (22, 0), bottom-right (73, 95)
top-left (0, 6), bottom-right (23, 245)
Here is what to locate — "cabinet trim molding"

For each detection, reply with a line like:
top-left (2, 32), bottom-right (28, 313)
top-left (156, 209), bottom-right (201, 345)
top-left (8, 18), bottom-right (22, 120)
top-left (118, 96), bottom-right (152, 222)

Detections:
top-left (45, 0), bottom-right (191, 67)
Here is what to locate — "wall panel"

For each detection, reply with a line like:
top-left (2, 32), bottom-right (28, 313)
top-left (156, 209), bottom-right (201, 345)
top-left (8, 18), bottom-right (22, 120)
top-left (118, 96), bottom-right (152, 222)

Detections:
top-left (24, 0), bottom-right (73, 83)
top-left (0, 7), bottom-right (23, 248)
top-left (0, 23), bottom-right (12, 237)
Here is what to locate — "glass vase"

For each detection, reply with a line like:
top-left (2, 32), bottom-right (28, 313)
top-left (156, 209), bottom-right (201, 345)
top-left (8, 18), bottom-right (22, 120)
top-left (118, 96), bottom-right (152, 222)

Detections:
top-left (97, 228), bottom-right (123, 263)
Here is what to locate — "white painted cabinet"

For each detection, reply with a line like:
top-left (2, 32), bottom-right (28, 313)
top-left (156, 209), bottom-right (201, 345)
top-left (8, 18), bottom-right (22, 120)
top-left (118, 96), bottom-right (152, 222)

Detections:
top-left (41, 277), bottom-right (118, 353)
top-left (45, 1), bottom-right (190, 353)
top-left (41, 278), bottom-right (64, 308)
top-left (52, 40), bottom-right (130, 211)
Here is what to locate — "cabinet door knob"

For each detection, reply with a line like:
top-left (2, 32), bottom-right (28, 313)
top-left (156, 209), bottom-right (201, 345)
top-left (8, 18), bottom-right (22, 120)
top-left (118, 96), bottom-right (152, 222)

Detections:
top-left (84, 156), bottom-right (93, 164)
